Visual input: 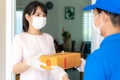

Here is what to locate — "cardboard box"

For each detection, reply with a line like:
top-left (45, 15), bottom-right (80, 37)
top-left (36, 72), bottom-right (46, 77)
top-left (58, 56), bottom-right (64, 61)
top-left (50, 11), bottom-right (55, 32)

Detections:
top-left (40, 52), bottom-right (81, 70)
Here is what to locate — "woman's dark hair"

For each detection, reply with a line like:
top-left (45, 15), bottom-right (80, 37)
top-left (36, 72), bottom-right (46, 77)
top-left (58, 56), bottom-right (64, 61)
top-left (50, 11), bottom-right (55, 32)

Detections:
top-left (22, 1), bottom-right (47, 32)
top-left (96, 8), bottom-right (120, 27)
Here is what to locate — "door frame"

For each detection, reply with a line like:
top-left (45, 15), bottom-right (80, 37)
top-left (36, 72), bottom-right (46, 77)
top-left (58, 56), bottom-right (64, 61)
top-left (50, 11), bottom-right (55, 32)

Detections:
top-left (6, 0), bottom-right (16, 80)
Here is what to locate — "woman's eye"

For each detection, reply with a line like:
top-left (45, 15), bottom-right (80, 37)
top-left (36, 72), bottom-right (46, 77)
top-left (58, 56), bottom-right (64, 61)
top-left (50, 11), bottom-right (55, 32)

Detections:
top-left (43, 14), bottom-right (46, 17)
top-left (35, 14), bottom-right (40, 16)
top-left (34, 13), bottom-right (46, 17)
top-left (38, 15), bottom-right (40, 16)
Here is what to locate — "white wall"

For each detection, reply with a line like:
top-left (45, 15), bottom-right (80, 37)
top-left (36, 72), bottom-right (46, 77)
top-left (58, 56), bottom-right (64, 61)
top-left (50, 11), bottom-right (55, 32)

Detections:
top-left (0, 0), bottom-right (6, 80)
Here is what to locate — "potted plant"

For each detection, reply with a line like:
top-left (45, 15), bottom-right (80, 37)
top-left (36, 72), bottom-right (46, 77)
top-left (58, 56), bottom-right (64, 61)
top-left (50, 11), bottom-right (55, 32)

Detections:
top-left (62, 31), bottom-right (71, 51)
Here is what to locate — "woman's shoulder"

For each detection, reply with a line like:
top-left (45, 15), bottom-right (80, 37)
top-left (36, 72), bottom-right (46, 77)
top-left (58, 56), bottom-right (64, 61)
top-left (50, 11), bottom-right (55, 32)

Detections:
top-left (43, 33), bottom-right (53, 38)
top-left (14, 32), bottom-right (25, 37)
top-left (42, 33), bottom-right (54, 41)
top-left (13, 32), bottom-right (26, 40)
top-left (12, 32), bottom-right (26, 44)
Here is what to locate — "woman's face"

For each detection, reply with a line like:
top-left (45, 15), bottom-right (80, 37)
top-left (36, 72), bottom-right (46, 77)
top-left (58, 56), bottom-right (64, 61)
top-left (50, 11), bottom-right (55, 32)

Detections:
top-left (25, 6), bottom-right (46, 24)
top-left (31, 6), bottom-right (46, 23)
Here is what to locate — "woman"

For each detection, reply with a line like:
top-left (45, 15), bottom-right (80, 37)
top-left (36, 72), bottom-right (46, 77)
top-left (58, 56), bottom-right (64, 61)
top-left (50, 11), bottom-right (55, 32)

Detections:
top-left (11, 1), bottom-right (69, 80)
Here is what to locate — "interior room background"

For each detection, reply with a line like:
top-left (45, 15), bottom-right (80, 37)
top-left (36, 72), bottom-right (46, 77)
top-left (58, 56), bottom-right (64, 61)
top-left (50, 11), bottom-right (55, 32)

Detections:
top-left (15, 0), bottom-right (92, 80)
top-left (0, 0), bottom-right (96, 80)
top-left (16, 0), bottom-right (91, 52)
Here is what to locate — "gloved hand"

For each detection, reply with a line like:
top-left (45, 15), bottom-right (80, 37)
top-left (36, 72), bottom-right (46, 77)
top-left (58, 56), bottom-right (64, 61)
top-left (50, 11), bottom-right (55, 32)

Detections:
top-left (75, 58), bottom-right (86, 72)
top-left (50, 66), bottom-right (70, 80)
top-left (25, 54), bottom-right (46, 71)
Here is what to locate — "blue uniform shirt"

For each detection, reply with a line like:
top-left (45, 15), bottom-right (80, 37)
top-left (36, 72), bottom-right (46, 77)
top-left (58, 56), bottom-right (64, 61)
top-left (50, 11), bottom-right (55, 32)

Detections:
top-left (84, 33), bottom-right (120, 80)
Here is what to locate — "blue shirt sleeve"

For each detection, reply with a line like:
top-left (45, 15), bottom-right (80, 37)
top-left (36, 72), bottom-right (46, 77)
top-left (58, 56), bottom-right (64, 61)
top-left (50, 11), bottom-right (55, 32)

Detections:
top-left (83, 51), bottom-right (110, 80)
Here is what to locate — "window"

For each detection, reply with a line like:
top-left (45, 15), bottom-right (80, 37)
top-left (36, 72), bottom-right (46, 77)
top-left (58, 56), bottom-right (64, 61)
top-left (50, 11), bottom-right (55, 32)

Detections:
top-left (16, 11), bottom-right (23, 34)
top-left (83, 11), bottom-right (92, 41)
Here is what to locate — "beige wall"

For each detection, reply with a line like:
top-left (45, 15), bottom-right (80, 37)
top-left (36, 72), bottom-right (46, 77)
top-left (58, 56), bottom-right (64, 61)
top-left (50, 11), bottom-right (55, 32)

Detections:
top-left (0, 0), bottom-right (6, 80)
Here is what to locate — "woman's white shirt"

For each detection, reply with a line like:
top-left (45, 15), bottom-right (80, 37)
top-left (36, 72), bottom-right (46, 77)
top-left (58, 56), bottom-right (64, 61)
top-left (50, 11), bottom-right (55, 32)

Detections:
top-left (11, 32), bottom-right (55, 80)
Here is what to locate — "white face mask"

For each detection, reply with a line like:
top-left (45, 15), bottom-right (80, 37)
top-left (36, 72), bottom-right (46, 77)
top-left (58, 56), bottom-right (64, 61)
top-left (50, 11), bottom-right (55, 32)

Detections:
top-left (32, 16), bottom-right (47, 30)
top-left (92, 13), bottom-right (104, 50)
top-left (93, 13), bottom-right (104, 34)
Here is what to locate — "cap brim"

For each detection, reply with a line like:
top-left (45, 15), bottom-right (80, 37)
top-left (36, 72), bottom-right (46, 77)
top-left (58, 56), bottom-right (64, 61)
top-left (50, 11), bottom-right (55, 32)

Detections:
top-left (83, 4), bottom-right (95, 11)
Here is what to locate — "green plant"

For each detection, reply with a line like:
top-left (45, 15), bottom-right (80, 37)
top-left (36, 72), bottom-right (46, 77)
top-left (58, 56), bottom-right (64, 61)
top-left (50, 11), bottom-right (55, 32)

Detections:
top-left (62, 31), bottom-right (71, 40)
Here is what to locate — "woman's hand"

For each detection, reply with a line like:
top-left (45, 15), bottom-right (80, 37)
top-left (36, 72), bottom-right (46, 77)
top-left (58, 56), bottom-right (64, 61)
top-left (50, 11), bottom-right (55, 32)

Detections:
top-left (25, 54), bottom-right (46, 71)
top-left (50, 66), bottom-right (70, 80)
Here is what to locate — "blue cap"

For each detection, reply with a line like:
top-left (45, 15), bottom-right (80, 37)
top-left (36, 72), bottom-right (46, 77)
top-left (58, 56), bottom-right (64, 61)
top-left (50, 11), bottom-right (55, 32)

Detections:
top-left (84, 0), bottom-right (120, 14)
